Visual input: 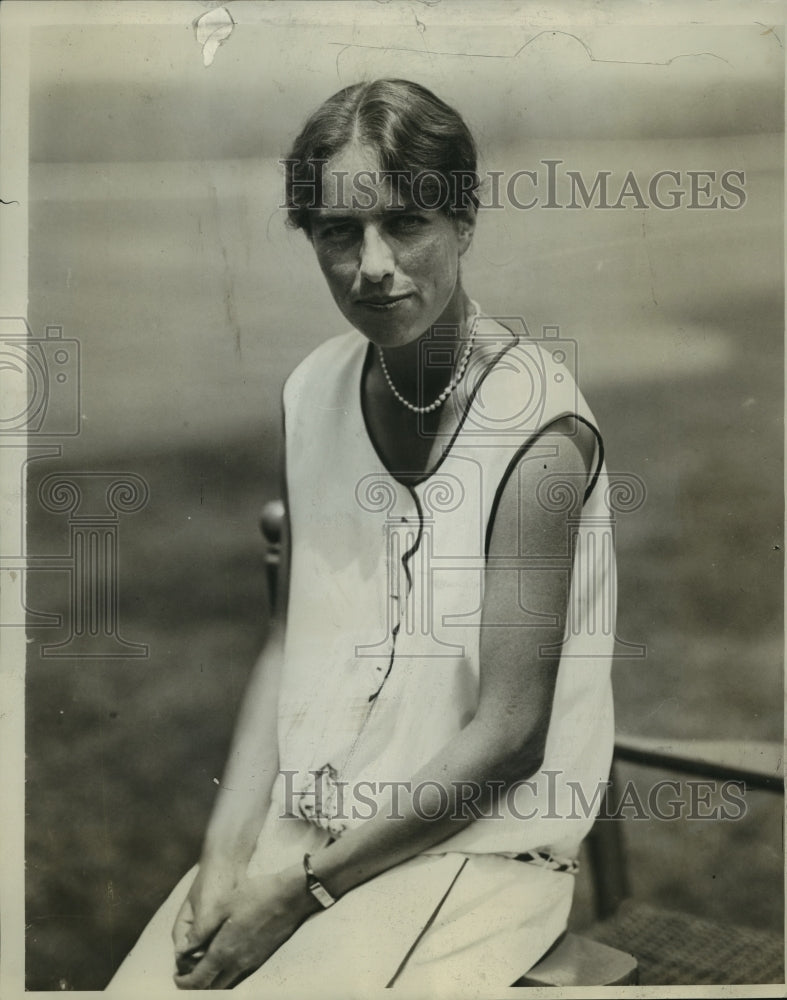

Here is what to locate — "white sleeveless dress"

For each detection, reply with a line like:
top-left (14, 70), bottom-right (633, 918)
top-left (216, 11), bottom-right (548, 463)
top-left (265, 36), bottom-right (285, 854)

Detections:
top-left (107, 313), bottom-right (616, 996)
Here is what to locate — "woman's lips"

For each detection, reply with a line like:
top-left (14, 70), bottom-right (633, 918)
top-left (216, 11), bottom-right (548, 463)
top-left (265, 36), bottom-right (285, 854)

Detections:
top-left (356, 294), bottom-right (412, 311)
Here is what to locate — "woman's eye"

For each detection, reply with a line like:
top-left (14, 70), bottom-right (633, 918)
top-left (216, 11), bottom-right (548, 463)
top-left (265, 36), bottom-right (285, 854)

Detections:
top-left (317, 222), bottom-right (357, 241)
top-left (390, 214), bottom-right (426, 232)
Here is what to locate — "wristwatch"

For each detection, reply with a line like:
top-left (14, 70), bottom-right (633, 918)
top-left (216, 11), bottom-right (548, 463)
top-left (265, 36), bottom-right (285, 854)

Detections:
top-left (303, 852), bottom-right (336, 909)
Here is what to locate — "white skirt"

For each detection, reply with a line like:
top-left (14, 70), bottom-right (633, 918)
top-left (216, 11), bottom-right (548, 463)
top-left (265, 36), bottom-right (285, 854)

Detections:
top-left (106, 852), bottom-right (573, 998)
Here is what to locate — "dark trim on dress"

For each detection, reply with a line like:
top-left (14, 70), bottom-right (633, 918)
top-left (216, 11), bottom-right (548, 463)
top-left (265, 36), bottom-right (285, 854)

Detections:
top-left (279, 383), bottom-right (292, 618)
top-left (399, 487), bottom-right (424, 593)
top-left (483, 414), bottom-right (604, 559)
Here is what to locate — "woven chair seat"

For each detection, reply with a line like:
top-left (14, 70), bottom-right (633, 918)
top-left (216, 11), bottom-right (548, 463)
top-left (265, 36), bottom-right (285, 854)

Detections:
top-left (585, 900), bottom-right (784, 985)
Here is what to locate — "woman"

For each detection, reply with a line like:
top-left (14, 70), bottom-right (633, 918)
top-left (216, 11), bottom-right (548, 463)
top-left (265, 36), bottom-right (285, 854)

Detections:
top-left (108, 78), bottom-right (615, 995)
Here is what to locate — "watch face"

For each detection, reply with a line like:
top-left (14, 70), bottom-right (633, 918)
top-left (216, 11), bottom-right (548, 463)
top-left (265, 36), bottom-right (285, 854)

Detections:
top-left (304, 853), bottom-right (335, 906)
top-left (307, 876), bottom-right (335, 908)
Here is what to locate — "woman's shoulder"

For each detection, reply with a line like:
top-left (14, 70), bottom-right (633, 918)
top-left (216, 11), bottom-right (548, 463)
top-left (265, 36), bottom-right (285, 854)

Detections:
top-left (283, 329), bottom-right (365, 401)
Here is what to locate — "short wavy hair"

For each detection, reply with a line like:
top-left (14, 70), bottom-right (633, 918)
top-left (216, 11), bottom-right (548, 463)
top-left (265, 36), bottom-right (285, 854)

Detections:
top-left (283, 79), bottom-right (480, 235)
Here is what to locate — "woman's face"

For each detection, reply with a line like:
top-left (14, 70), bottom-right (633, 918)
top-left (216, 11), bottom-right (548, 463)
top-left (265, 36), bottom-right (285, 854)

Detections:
top-left (309, 142), bottom-right (475, 350)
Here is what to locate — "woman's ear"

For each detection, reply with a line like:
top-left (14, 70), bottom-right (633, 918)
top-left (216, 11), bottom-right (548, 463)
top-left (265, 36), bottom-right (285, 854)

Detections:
top-left (455, 209), bottom-right (477, 257)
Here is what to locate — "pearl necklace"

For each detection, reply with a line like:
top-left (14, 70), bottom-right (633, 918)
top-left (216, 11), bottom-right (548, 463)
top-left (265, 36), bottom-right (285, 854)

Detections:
top-left (377, 310), bottom-right (480, 414)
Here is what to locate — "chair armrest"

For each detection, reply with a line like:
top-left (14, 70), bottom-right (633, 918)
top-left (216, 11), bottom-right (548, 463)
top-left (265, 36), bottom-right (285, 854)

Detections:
top-left (614, 736), bottom-right (783, 792)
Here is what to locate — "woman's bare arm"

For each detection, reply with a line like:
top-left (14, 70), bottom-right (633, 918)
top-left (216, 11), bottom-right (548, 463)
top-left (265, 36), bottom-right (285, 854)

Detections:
top-left (201, 445), bottom-right (291, 867)
top-left (199, 620), bottom-right (284, 867)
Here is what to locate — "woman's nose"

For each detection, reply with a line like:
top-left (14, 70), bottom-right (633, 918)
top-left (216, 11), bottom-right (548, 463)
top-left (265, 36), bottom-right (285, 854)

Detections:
top-left (359, 226), bottom-right (395, 283)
